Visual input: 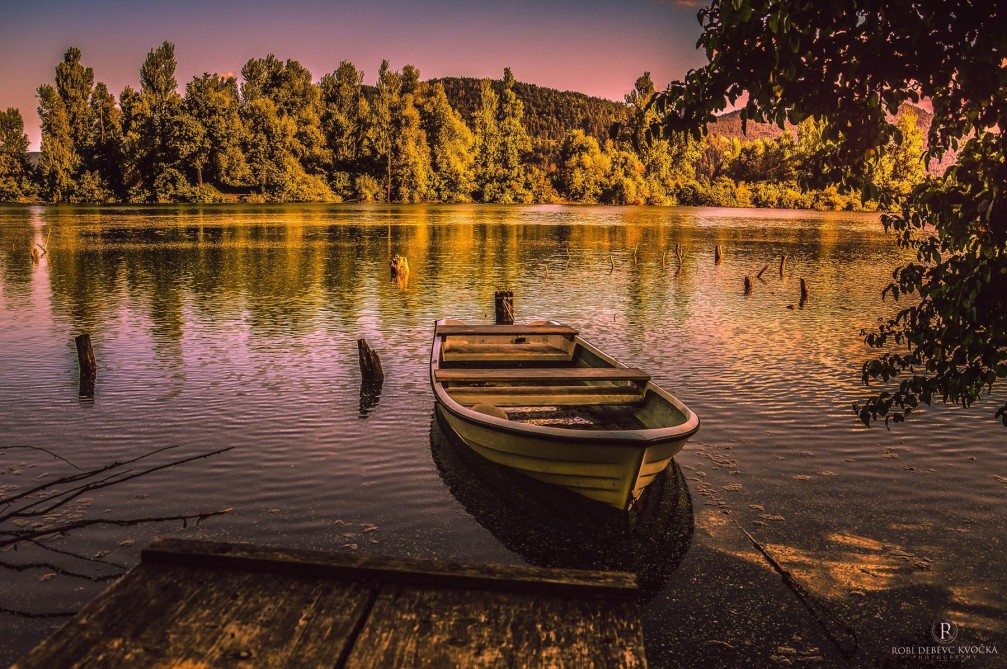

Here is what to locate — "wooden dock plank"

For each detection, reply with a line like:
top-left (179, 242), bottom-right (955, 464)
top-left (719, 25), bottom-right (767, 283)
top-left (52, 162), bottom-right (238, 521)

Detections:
top-left (435, 368), bottom-right (651, 384)
top-left (437, 324), bottom-right (578, 337)
top-left (14, 565), bottom-right (371, 669)
top-left (17, 539), bottom-right (646, 669)
top-left (142, 538), bottom-right (638, 600)
top-left (346, 585), bottom-right (646, 669)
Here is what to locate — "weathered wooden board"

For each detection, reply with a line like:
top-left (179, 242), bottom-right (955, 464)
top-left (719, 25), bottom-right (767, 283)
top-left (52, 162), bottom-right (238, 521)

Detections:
top-left (143, 538), bottom-right (638, 599)
top-left (443, 342), bottom-right (571, 363)
top-left (16, 538), bottom-right (645, 669)
top-left (346, 585), bottom-right (647, 669)
top-left (437, 324), bottom-right (578, 337)
top-left (435, 368), bottom-right (651, 384)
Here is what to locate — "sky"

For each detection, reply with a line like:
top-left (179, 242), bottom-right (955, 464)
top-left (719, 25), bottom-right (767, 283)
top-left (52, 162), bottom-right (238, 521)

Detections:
top-left (0, 0), bottom-right (708, 151)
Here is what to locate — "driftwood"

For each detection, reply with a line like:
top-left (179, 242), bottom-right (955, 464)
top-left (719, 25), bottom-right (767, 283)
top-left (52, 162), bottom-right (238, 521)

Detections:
top-left (494, 291), bottom-right (514, 325)
top-left (357, 339), bottom-right (384, 381)
top-left (756, 263), bottom-right (771, 279)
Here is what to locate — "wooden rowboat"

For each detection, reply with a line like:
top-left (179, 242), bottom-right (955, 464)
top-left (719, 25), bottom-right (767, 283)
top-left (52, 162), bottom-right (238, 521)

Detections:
top-left (430, 319), bottom-right (700, 510)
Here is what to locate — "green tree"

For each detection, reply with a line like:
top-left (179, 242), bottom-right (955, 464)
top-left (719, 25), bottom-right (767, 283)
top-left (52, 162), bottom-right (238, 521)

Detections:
top-left (472, 79), bottom-right (501, 202)
top-left (493, 68), bottom-right (532, 203)
top-left (371, 60), bottom-right (401, 202)
top-left (183, 73), bottom-right (249, 189)
top-left (89, 82), bottom-right (124, 192)
top-left (421, 83), bottom-right (475, 202)
top-left (54, 47), bottom-right (94, 150)
top-left (37, 84), bottom-right (79, 202)
top-left (0, 108), bottom-right (33, 201)
top-left (869, 108), bottom-right (926, 210)
top-left (659, 0), bottom-right (1007, 426)
top-left (392, 91), bottom-right (431, 202)
top-left (320, 61), bottom-right (370, 195)
top-left (240, 55), bottom-right (331, 201)
top-left (556, 130), bottom-right (609, 203)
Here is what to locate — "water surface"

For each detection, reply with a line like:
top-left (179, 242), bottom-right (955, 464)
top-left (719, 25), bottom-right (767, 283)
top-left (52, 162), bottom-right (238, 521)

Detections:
top-left (0, 204), bottom-right (1003, 667)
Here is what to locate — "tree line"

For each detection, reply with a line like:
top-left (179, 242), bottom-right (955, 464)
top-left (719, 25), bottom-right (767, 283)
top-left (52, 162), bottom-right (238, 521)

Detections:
top-left (0, 43), bottom-right (924, 207)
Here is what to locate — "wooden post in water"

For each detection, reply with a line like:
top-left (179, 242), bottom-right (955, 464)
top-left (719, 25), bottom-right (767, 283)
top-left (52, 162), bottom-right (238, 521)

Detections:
top-left (715, 245), bottom-right (723, 264)
top-left (357, 339), bottom-right (384, 382)
top-left (800, 278), bottom-right (810, 302)
top-left (75, 334), bottom-right (96, 398)
top-left (494, 291), bottom-right (514, 325)
top-left (744, 276), bottom-right (753, 294)
top-left (780, 254), bottom-right (788, 277)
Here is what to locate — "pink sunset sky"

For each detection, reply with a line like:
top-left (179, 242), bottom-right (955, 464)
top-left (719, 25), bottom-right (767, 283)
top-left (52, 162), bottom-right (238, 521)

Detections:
top-left (0, 0), bottom-right (709, 150)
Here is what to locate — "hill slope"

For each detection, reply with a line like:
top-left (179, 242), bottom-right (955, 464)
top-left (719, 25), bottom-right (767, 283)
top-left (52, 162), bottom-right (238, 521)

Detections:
top-left (430, 77), bottom-right (628, 144)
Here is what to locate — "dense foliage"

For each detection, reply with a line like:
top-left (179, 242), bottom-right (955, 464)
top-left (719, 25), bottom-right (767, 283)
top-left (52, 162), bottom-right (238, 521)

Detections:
top-left (658, 0), bottom-right (1006, 426)
top-left (0, 44), bottom-right (925, 209)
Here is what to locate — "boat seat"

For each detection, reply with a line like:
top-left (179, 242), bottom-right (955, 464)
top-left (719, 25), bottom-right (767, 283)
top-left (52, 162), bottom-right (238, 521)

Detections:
top-left (435, 368), bottom-right (651, 384)
top-left (443, 342), bottom-right (571, 363)
top-left (449, 384), bottom-right (645, 407)
top-left (437, 324), bottom-right (578, 337)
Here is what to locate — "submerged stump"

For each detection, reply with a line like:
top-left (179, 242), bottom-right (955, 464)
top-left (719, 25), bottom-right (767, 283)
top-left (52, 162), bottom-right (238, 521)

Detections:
top-left (357, 338), bottom-right (384, 382)
top-left (75, 334), bottom-right (97, 398)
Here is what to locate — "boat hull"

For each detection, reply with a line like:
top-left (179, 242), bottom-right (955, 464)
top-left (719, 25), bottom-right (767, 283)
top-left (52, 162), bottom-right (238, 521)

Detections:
top-left (436, 404), bottom-right (689, 510)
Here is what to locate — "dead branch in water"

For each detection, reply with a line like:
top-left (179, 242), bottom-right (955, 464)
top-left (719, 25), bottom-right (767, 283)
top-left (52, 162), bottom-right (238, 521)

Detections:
top-left (756, 263), bottom-right (771, 280)
top-left (0, 509), bottom-right (234, 549)
top-left (0, 446), bottom-right (82, 471)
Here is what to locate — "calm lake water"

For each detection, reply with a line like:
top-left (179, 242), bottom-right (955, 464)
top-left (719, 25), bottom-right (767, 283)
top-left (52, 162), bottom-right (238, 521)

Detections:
top-left (0, 204), bottom-right (1004, 667)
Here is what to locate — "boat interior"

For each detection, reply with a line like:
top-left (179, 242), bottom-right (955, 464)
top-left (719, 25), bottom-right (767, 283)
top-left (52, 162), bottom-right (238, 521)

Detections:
top-left (434, 321), bottom-right (688, 431)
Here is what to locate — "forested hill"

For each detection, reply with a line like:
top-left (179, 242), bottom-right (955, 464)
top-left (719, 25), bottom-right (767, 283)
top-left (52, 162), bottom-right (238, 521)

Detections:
top-left (708, 104), bottom-right (954, 173)
top-left (429, 77), bottom-right (629, 143)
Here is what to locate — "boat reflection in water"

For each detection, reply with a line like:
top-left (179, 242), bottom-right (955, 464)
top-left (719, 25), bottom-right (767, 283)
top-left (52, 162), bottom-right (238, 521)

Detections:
top-left (430, 408), bottom-right (694, 599)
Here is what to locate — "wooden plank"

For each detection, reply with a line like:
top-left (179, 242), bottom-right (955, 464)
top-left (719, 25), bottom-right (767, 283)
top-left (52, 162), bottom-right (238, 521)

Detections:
top-left (450, 384), bottom-right (642, 396)
top-left (450, 385), bottom-right (643, 407)
top-left (437, 324), bottom-right (578, 337)
top-left (435, 368), bottom-right (651, 384)
top-left (14, 564), bottom-right (372, 668)
top-left (443, 342), bottom-right (571, 363)
top-left (345, 585), bottom-right (647, 669)
top-left (142, 538), bottom-right (638, 600)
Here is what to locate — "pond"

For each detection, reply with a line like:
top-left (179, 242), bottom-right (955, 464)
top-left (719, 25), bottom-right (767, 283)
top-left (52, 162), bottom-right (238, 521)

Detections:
top-left (0, 204), bottom-right (1004, 667)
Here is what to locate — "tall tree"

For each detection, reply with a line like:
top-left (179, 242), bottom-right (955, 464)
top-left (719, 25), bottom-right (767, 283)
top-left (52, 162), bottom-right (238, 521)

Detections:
top-left (87, 82), bottom-right (124, 198)
top-left (320, 61), bottom-right (370, 193)
top-left (0, 108), bottom-right (32, 201)
top-left (372, 60), bottom-right (401, 202)
top-left (37, 85), bottom-right (79, 202)
top-left (54, 47), bottom-right (94, 150)
top-left (493, 68), bottom-right (532, 203)
top-left (422, 83), bottom-right (475, 202)
top-left (392, 91), bottom-right (431, 202)
top-left (472, 79), bottom-right (501, 202)
top-left (183, 73), bottom-right (249, 189)
top-left (658, 0), bottom-right (1007, 426)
